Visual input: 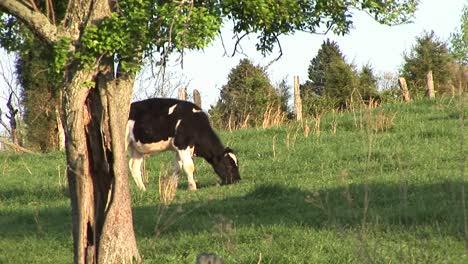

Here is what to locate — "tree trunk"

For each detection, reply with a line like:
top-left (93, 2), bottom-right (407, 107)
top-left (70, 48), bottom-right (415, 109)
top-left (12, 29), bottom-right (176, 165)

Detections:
top-left (0, 0), bottom-right (141, 263)
top-left (63, 63), bottom-right (140, 263)
top-left (95, 63), bottom-right (140, 264)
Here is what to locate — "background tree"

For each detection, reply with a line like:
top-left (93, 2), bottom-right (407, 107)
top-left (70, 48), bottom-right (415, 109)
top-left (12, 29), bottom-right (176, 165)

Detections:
top-left (0, 50), bottom-right (23, 146)
top-left (0, 3), bottom-right (67, 151)
top-left (357, 64), bottom-right (378, 101)
top-left (275, 78), bottom-right (292, 114)
top-left (401, 31), bottom-right (455, 95)
top-left (450, 3), bottom-right (468, 66)
top-left (302, 39), bottom-right (357, 111)
top-left (16, 35), bottom-right (62, 151)
top-left (305, 39), bottom-right (345, 96)
top-left (0, 0), bottom-right (418, 263)
top-left (210, 59), bottom-right (283, 129)
top-left (323, 55), bottom-right (357, 106)
top-left (133, 68), bottom-right (189, 101)
top-left (449, 1), bottom-right (468, 94)
top-left (376, 71), bottom-right (401, 102)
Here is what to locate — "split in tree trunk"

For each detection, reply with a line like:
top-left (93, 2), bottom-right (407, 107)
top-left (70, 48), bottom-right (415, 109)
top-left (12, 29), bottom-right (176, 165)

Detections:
top-left (64, 65), bottom-right (140, 264)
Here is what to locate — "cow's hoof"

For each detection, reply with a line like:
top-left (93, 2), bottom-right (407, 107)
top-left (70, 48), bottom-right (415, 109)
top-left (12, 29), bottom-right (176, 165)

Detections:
top-left (188, 183), bottom-right (197, 191)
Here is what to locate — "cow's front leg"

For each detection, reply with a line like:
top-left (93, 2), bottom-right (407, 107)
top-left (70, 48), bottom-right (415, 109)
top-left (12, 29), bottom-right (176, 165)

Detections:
top-left (129, 148), bottom-right (147, 191)
top-left (177, 148), bottom-right (197, 191)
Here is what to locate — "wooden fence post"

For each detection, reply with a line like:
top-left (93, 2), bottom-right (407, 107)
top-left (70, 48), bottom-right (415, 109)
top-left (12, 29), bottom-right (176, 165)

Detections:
top-left (178, 87), bottom-right (186, 100)
top-left (193, 89), bottom-right (202, 108)
top-left (426, 70), bottom-right (435, 99)
top-left (398, 77), bottom-right (411, 102)
top-left (293, 76), bottom-right (302, 121)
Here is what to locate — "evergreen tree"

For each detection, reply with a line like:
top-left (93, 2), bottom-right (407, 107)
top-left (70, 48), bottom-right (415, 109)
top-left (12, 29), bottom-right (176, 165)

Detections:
top-left (357, 64), bottom-right (378, 101)
top-left (401, 31), bottom-right (455, 94)
top-left (303, 39), bottom-right (357, 109)
top-left (306, 39), bottom-right (345, 96)
top-left (210, 59), bottom-right (282, 129)
top-left (275, 78), bottom-right (291, 114)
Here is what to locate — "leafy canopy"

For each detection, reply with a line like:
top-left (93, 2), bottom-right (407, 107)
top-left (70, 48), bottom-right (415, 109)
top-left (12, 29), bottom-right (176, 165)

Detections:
top-left (1, 0), bottom-right (419, 73)
top-left (450, 3), bottom-right (468, 65)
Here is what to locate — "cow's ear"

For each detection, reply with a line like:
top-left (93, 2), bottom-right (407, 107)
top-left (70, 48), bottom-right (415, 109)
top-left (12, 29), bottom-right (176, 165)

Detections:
top-left (224, 149), bottom-right (238, 166)
top-left (224, 147), bottom-right (234, 154)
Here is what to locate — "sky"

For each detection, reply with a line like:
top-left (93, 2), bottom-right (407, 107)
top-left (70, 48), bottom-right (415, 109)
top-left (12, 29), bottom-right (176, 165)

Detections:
top-left (0, 0), bottom-right (466, 112)
top-left (148, 0), bottom-right (466, 108)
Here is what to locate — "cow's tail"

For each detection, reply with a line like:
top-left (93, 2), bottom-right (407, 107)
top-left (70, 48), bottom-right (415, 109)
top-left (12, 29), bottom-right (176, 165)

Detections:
top-left (125, 120), bottom-right (147, 191)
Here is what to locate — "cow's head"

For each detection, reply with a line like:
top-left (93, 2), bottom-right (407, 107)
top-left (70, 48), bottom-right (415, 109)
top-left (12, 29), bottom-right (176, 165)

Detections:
top-left (213, 148), bottom-right (240, 185)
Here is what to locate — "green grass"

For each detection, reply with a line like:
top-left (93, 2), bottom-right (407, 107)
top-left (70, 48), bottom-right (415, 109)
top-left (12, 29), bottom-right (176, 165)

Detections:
top-left (0, 97), bottom-right (467, 263)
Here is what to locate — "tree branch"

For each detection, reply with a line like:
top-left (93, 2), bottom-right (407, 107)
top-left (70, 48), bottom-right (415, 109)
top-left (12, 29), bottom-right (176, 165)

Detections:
top-left (0, 137), bottom-right (35, 154)
top-left (0, 0), bottom-right (59, 44)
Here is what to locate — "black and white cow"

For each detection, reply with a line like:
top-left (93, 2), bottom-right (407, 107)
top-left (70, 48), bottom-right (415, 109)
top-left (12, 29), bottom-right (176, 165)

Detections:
top-left (126, 98), bottom-right (240, 191)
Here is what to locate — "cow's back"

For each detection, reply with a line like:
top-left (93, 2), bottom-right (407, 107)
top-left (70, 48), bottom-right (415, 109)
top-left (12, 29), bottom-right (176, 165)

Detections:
top-left (129, 98), bottom-right (204, 144)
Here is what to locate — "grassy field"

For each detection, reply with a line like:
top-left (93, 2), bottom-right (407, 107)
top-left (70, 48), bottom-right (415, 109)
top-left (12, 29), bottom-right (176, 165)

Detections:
top-left (0, 97), bottom-right (467, 263)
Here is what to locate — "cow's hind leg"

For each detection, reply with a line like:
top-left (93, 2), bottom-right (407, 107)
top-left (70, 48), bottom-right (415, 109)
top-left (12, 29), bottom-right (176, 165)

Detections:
top-left (177, 147), bottom-right (197, 191)
top-left (129, 148), bottom-right (147, 191)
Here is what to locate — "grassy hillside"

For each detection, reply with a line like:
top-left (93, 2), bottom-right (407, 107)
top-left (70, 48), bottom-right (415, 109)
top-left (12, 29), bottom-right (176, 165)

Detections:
top-left (0, 97), bottom-right (467, 263)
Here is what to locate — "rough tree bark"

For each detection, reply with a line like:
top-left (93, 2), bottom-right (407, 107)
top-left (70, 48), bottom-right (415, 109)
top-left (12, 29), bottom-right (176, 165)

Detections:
top-left (0, 0), bottom-right (141, 263)
top-left (63, 63), bottom-right (140, 263)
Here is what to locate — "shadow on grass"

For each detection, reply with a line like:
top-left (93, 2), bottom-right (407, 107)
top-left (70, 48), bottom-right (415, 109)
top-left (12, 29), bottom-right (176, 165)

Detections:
top-left (133, 180), bottom-right (466, 239)
top-left (0, 180), bottom-right (465, 241)
top-left (0, 204), bottom-right (71, 238)
top-left (0, 186), bottom-right (69, 203)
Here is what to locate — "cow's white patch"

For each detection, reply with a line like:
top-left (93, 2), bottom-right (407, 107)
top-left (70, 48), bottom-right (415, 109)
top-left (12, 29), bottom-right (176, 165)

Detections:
top-left (175, 119), bottom-right (182, 131)
top-left (134, 137), bottom-right (175, 154)
top-left (168, 104), bottom-right (178, 115)
top-left (189, 145), bottom-right (195, 157)
top-left (193, 108), bottom-right (202, 113)
top-left (176, 147), bottom-right (197, 191)
top-left (227, 152), bottom-right (238, 166)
